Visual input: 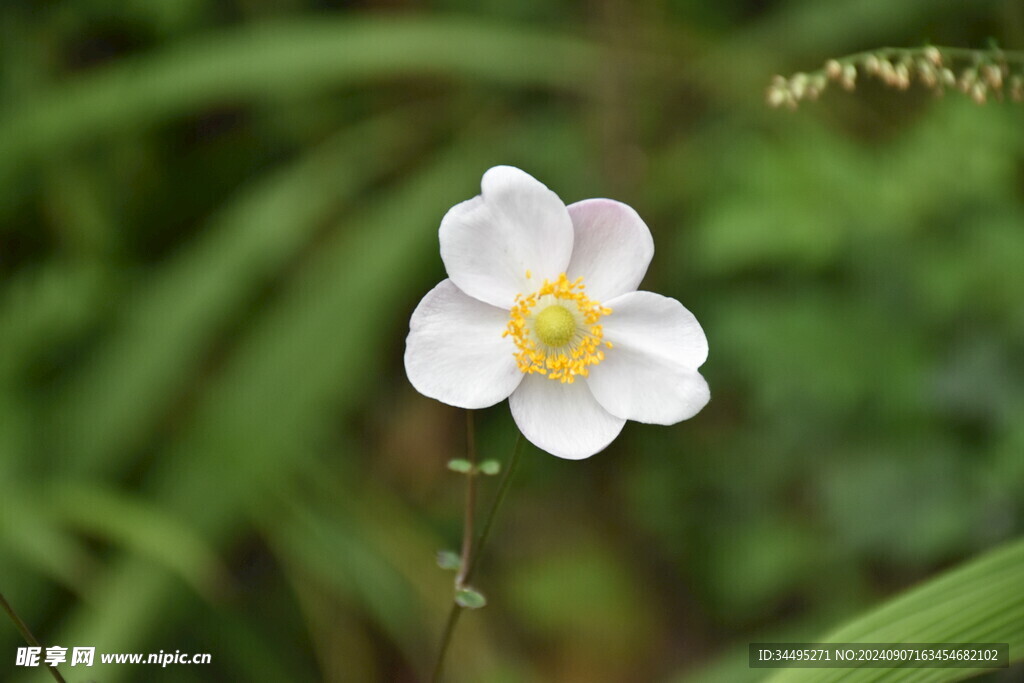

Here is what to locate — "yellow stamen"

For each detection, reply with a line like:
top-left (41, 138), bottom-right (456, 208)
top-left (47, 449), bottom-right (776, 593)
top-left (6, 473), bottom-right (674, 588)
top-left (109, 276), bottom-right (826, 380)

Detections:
top-left (502, 272), bottom-right (613, 384)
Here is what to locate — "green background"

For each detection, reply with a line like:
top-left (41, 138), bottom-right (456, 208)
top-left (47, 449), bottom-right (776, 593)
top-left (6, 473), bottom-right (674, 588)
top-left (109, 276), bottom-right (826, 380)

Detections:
top-left (1, 0), bottom-right (1022, 681)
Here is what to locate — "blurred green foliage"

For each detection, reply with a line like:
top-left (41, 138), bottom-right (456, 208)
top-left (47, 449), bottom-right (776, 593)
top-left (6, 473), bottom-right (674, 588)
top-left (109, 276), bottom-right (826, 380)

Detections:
top-left (1, 0), bottom-right (1022, 681)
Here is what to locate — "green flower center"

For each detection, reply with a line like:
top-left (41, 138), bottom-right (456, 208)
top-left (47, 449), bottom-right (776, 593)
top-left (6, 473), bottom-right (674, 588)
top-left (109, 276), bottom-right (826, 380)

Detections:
top-left (534, 304), bottom-right (576, 348)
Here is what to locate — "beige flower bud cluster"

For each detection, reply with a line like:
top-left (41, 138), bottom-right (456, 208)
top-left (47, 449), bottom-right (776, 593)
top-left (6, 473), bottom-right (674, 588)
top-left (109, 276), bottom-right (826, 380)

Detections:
top-left (767, 46), bottom-right (1024, 108)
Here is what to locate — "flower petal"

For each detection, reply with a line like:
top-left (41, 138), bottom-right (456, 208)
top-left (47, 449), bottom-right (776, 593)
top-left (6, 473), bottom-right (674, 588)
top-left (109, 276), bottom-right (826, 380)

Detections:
top-left (509, 374), bottom-right (626, 460)
top-left (405, 279), bottom-right (522, 408)
top-left (440, 166), bottom-right (574, 309)
top-left (566, 198), bottom-right (654, 303)
top-left (587, 291), bottom-right (709, 424)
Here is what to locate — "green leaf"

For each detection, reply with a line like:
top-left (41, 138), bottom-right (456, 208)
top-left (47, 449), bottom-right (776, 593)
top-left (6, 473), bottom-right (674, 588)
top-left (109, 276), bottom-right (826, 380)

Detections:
top-left (455, 587), bottom-right (487, 610)
top-left (0, 17), bottom-right (602, 186)
top-left (0, 490), bottom-right (96, 593)
top-left (447, 459), bottom-right (473, 473)
top-left (0, 263), bottom-right (106, 379)
top-left (436, 550), bottom-right (461, 570)
top-left (50, 108), bottom-right (435, 478)
top-left (478, 460), bottom-right (501, 476)
top-left (43, 482), bottom-right (230, 601)
top-left (765, 536), bottom-right (1024, 682)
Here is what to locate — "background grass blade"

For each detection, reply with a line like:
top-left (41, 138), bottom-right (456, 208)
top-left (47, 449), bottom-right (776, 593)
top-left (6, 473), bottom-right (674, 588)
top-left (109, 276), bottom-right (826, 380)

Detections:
top-left (766, 537), bottom-right (1024, 683)
top-left (48, 106), bottom-right (440, 477)
top-left (0, 17), bottom-right (602, 186)
top-left (43, 483), bottom-right (230, 601)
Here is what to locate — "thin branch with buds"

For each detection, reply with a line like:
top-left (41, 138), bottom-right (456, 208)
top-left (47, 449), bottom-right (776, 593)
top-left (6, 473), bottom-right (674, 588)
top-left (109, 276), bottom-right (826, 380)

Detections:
top-left (767, 45), bottom-right (1024, 108)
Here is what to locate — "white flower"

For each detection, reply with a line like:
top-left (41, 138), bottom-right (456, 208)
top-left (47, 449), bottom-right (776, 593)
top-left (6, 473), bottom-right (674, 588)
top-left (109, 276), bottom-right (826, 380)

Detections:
top-left (405, 166), bottom-right (709, 460)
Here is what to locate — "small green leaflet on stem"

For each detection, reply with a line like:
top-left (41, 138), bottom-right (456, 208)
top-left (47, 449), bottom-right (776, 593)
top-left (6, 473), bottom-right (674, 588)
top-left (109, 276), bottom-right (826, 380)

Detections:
top-left (478, 460), bottom-right (501, 475)
top-left (454, 587), bottom-right (487, 609)
top-left (447, 458), bottom-right (501, 475)
top-left (436, 550), bottom-right (461, 571)
top-left (446, 458), bottom-right (472, 473)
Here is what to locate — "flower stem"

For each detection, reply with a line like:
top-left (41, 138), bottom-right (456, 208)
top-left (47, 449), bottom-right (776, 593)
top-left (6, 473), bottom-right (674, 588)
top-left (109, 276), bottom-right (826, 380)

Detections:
top-left (454, 411), bottom-right (477, 589)
top-left (0, 591), bottom-right (67, 683)
top-left (430, 602), bottom-right (462, 683)
top-left (462, 432), bottom-right (524, 584)
top-left (430, 430), bottom-right (525, 683)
